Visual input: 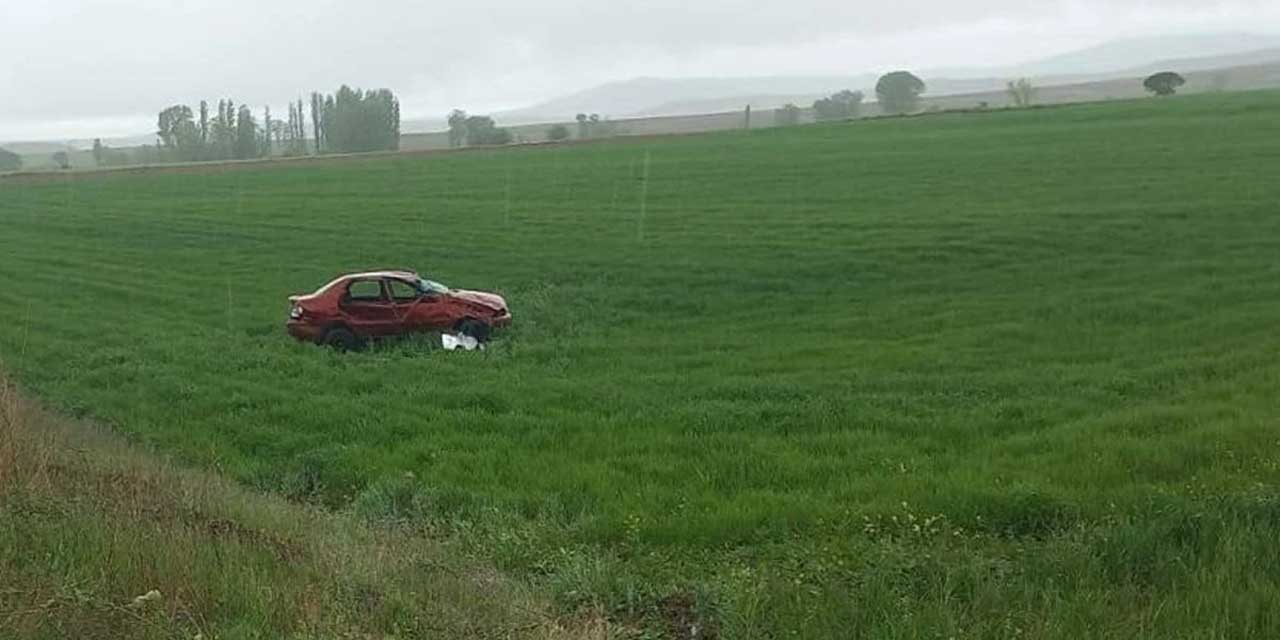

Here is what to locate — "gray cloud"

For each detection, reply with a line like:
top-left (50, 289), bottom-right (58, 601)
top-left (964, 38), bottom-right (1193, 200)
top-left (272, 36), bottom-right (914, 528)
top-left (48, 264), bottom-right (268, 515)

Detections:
top-left (1, 0), bottom-right (1277, 140)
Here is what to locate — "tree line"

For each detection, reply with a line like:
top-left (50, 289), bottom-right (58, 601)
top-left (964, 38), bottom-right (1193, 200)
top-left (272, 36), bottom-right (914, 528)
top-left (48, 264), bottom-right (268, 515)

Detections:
top-left (10, 68), bottom-right (1204, 172)
top-left (144, 85), bottom-right (399, 164)
top-left (310, 87), bottom-right (401, 154)
top-left (766, 68), bottom-right (1194, 131)
top-left (446, 110), bottom-right (515, 147)
top-left (154, 100), bottom-right (263, 162)
top-left (770, 71), bottom-right (927, 127)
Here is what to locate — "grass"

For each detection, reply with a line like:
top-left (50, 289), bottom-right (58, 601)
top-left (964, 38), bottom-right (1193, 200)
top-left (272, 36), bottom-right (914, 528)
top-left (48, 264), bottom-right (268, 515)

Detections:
top-left (0, 375), bottom-right (594, 639)
top-left (3, 90), bottom-right (1280, 637)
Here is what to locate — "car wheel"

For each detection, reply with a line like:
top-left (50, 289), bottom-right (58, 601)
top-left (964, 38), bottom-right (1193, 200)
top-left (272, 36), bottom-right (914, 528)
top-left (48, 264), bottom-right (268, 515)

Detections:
top-left (456, 318), bottom-right (492, 342)
top-left (322, 327), bottom-right (360, 351)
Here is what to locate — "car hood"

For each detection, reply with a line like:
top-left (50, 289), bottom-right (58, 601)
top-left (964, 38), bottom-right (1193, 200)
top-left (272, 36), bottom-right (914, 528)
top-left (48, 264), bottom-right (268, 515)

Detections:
top-left (450, 289), bottom-right (507, 312)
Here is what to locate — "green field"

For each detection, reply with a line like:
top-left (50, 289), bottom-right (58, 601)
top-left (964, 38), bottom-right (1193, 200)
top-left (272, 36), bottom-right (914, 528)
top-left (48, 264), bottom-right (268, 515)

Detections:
top-left (4, 91), bottom-right (1280, 637)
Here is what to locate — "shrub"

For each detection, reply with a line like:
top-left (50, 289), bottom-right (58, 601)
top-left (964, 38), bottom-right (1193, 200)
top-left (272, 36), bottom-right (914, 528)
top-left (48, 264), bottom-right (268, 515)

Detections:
top-left (1144, 71), bottom-right (1186, 97)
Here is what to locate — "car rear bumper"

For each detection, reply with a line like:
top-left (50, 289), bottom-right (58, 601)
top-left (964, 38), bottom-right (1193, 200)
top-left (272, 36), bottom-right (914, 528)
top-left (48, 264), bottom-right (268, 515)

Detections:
top-left (286, 320), bottom-right (325, 343)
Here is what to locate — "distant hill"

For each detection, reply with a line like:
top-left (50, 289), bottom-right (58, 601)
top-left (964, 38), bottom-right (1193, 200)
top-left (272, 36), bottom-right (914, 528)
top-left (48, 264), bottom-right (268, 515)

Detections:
top-left (919, 60), bottom-right (1280, 112)
top-left (492, 75), bottom-right (878, 123)
top-left (399, 58), bottom-right (1280, 154)
top-left (485, 33), bottom-right (1280, 124)
top-left (1008, 32), bottom-right (1280, 77)
top-left (1110, 47), bottom-right (1280, 77)
top-left (0, 141), bottom-right (74, 155)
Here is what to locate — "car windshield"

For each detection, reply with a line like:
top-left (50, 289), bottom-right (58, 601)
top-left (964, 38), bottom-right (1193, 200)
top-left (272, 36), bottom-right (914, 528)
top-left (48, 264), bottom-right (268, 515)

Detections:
top-left (417, 278), bottom-right (450, 295)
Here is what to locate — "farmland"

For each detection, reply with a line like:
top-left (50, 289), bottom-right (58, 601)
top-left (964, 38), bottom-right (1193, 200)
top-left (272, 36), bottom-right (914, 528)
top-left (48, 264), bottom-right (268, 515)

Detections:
top-left (3, 91), bottom-right (1280, 637)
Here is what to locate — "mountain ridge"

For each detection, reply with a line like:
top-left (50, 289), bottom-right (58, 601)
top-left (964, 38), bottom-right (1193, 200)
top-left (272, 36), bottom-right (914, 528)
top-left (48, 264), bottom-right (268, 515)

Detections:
top-left (460, 32), bottom-right (1280, 125)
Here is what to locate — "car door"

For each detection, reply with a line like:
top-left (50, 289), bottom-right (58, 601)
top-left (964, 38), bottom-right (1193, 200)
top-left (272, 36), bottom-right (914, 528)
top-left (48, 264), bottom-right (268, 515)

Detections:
top-left (388, 278), bottom-right (454, 332)
top-left (338, 279), bottom-right (401, 337)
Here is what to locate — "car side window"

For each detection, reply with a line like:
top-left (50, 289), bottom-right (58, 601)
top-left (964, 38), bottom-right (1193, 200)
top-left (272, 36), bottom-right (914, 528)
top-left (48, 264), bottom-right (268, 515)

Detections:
top-left (387, 279), bottom-right (419, 302)
top-left (346, 280), bottom-right (385, 302)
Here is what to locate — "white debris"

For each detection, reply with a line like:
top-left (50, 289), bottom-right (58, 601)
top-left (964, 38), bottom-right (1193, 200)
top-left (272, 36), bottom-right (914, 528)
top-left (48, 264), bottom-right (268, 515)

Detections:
top-left (441, 333), bottom-right (483, 351)
top-left (130, 589), bottom-right (162, 608)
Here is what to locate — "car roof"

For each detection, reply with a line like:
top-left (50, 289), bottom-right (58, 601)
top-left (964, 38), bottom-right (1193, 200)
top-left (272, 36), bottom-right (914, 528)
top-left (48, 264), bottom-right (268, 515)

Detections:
top-left (314, 270), bottom-right (419, 294)
top-left (344, 270), bottom-right (419, 281)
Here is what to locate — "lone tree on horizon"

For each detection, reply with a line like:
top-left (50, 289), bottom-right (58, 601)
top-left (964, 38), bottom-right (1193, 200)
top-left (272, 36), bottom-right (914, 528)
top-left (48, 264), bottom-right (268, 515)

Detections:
top-left (1144, 71), bottom-right (1186, 97)
top-left (876, 71), bottom-right (926, 115)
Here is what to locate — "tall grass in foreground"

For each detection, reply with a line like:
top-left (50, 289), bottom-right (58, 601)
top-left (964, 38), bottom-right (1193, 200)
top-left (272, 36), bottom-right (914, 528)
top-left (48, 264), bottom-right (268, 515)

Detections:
top-left (0, 376), bottom-right (599, 639)
top-left (5, 372), bottom-right (1280, 638)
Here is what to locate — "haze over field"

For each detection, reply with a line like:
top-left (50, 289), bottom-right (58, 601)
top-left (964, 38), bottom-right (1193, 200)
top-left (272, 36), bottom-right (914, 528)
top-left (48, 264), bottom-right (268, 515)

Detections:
top-left (2, 1), bottom-right (1280, 141)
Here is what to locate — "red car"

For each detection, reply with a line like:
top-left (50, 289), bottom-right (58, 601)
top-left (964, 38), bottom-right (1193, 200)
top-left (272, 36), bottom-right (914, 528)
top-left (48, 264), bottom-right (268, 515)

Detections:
top-left (286, 270), bottom-right (511, 349)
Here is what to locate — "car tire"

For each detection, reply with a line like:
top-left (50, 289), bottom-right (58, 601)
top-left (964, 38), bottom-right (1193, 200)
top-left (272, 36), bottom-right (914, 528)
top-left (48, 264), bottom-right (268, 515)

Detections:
top-left (456, 318), bottom-right (492, 343)
top-left (322, 327), bottom-right (360, 351)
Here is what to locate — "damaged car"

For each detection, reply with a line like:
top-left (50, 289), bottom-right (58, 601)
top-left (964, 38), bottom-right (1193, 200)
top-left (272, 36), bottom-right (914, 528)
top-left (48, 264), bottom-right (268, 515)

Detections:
top-left (286, 270), bottom-right (511, 350)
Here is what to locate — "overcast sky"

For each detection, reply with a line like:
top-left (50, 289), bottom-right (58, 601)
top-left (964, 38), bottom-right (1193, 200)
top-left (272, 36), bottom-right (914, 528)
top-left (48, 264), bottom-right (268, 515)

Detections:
top-left (2, 0), bottom-right (1278, 141)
